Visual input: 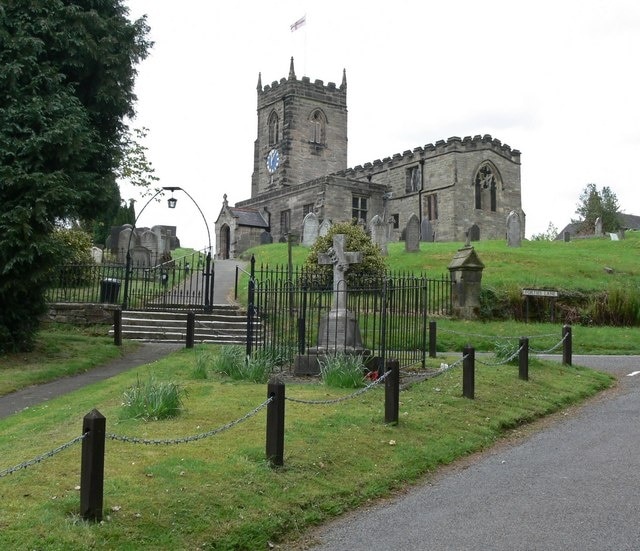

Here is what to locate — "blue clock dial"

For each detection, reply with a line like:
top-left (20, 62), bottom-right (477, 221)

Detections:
top-left (266, 149), bottom-right (280, 173)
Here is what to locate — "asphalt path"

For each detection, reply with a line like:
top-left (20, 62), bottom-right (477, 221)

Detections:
top-left (296, 355), bottom-right (640, 551)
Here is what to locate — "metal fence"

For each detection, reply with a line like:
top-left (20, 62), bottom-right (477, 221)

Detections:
top-left (248, 260), bottom-right (453, 369)
top-left (45, 248), bottom-right (213, 311)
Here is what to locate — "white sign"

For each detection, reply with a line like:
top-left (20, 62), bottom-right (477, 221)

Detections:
top-left (522, 289), bottom-right (559, 298)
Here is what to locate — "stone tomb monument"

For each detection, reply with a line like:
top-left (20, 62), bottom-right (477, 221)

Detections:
top-left (294, 234), bottom-right (367, 375)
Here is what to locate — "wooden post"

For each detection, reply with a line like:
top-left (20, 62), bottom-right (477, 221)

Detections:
top-left (113, 309), bottom-right (122, 346)
top-left (80, 409), bottom-right (106, 522)
top-left (519, 337), bottom-right (529, 381)
top-left (385, 359), bottom-right (400, 424)
top-left (266, 379), bottom-right (285, 467)
top-left (463, 345), bottom-right (475, 399)
top-left (186, 311), bottom-right (195, 349)
top-left (429, 321), bottom-right (437, 358)
top-left (562, 325), bottom-right (572, 366)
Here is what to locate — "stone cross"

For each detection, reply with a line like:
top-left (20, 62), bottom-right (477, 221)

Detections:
top-left (318, 234), bottom-right (362, 312)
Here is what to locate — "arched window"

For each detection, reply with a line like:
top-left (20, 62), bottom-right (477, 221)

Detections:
top-left (474, 163), bottom-right (500, 212)
top-left (310, 110), bottom-right (326, 144)
top-left (268, 111), bottom-right (279, 146)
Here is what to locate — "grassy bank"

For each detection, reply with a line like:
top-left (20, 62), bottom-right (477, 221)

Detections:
top-left (0, 324), bottom-right (137, 396)
top-left (0, 344), bottom-right (614, 550)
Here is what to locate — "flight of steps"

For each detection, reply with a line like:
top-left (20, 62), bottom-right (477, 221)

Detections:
top-left (113, 306), bottom-right (259, 345)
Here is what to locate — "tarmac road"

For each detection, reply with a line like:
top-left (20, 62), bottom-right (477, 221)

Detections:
top-left (297, 355), bottom-right (640, 551)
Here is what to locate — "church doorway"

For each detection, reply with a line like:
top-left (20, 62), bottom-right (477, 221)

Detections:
top-left (219, 224), bottom-right (231, 259)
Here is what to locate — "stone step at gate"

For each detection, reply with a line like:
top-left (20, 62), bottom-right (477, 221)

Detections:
top-left (111, 307), bottom-right (259, 345)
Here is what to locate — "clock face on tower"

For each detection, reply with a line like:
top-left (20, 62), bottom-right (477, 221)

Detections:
top-left (266, 148), bottom-right (280, 174)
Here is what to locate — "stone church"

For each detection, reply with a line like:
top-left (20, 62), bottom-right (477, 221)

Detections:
top-left (214, 58), bottom-right (524, 259)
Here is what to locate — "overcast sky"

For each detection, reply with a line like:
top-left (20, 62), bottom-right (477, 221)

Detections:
top-left (123, 0), bottom-right (639, 250)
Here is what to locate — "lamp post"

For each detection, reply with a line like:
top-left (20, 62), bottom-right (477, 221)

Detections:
top-left (121, 186), bottom-right (213, 311)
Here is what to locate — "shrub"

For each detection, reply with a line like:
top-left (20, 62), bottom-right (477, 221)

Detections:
top-left (212, 345), bottom-right (277, 383)
top-left (121, 376), bottom-right (186, 420)
top-left (304, 222), bottom-right (387, 288)
top-left (588, 286), bottom-right (640, 326)
top-left (212, 345), bottom-right (245, 378)
top-left (493, 340), bottom-right (519, 365)
top-left (192, 350), bottom-right (211, 379)
top-left (319, 353), bottom-right (366, 389)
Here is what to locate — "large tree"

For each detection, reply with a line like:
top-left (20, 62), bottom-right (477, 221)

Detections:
top-left (0, 1), bottom-right (151, 351)
top-left (573, 183), bottom-right (621, 235)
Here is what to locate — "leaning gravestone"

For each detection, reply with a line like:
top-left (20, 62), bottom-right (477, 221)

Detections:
top-left (319, 218), bottom-right (332, 237)
top-left (421, 219), bottom-right (434, 242)
top-left (370, 214), bottom-right (388, 256)
top-left (301, 212), bottom-right (320, 247)
top-left (506, 211), bottom-right (522, 247)
top-left (405, 214), bottom-right (420, 252)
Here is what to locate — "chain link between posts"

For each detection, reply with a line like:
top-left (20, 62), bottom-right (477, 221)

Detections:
top-left (107, 397), bottom-right (272, 446)
top-left (285, 370), bottom-right (391, 405)
top-left (0, 433), bottom-right (87, 478)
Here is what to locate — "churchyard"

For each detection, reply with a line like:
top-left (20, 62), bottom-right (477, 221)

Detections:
top-left (0, 232), bottom-right (637, 549)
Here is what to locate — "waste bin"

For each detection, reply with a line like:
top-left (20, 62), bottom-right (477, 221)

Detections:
top-left (100, 278), bottom-right (121, 303)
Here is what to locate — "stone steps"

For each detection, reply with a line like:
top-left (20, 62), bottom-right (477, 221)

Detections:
top-left (111, 307), bottom-right (259, 345)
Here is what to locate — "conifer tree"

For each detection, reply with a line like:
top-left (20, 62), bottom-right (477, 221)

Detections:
top-left (0, 1), bottom-right (151, 351)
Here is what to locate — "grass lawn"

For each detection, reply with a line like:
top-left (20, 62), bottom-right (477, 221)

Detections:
top-left (0, 340), bottom-right (615, 550)
top-left (0, 324), bottom-right (138, 396)
top-left (240, 231), bottom-right (640, 291)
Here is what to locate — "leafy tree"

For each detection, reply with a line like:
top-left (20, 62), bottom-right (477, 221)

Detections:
top-left (530, 221), bottom-right (559, 241)
top-left (573, 183), bottom-right (620, 234)
top-left (0, 1), bottom-right (151, 352)
top-left (305, 222), bottom-right (387, 288)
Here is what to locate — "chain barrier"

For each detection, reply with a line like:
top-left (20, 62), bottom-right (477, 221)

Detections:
top-left (0, 433), bottom-right (87, 479)
top-left (107, 397), bottom-right (272, 446)
top-left (438, 328), bottom-right (557, 340)
top-left (529, 333), bottom-right (568, 354)
top-left (398, 354), bottom-right (469, 388)
top-left (285, 370), bottom-right (391, 405)
top-left (475, 345), bottom-right (525, 367)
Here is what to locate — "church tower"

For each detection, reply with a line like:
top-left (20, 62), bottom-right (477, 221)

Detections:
top-left (251, 58), bottom-right (348, 197)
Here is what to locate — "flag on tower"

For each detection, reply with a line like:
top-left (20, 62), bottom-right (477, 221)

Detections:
top-left (290, 15), bottom-right (306, 32)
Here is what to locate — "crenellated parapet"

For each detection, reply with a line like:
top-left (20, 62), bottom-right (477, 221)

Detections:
top-left (338, 134), bottom-right (520, 180)
top-left (257, 57), bottom-right (347, 110)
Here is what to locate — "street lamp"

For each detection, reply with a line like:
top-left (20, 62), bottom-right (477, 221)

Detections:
top-left (122, 186), bottom-right (213, 311)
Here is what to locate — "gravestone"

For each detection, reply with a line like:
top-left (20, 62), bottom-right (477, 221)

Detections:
top-left (468, 224), bottom-right (480, 242)
top-left (294, 234), bottom-right (366, 375)
top-left (595, 217), bottom-right (603, 236)
top-left (141, 229), bottom-right (159, 260)
top-left (260, 231), bottom-right (273, 245)
top-left (506, 211), bottom-right (522, 247)
top-left (421, 219), bottom-right (434, 242)
top-left (563, 231), bottom-right (571, 242)
top-left (405, 214), bottom-right (420, 252)
top-left (91, 246), bottom-right (103, 264)
top-left (301, 212), bottom-right (320, 246)
top-left (370, 214), bottom-right (388, 256)
top-left (117, 227), bottom-right (134, 263)
top-left (130, 245), bottom-right (151, 267)
top-left (319, 219), bottom-right (332, 237)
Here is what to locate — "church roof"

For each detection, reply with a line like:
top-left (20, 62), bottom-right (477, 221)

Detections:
top-left (229, 207), bottom-right (269, 228)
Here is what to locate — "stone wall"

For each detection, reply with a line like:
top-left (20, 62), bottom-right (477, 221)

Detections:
top-left (43, 303), bottom-right (119, 325)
